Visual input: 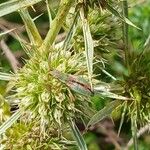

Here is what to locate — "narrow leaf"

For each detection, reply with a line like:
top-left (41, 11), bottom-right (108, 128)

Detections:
top-left (122, 0), bottom-right (129, 68)
top-left (0, 72), bottom-right (13, 81)
top-left (0, 0), bottom-right (43, 17)
top-left (87, 100), bottom-right (122, 127)
top-left (63, 11), bottom-right (79, 51)
top-left (144, 34), bottom-right (150, 48)
top-left (19, 8), bottom-right (43, 46)
top-left (46, 0), bottom-right (52, 28)
top-left (80, 7), bottom-right (94, 87)
top-left (70, 120), bottom-right (88, 150)
top-left (94, 86), bottom-right (130, 100)
top-left (0, 109), bottom-right (22, 135)
top-left (118, 101), bottom-right (127, 136)
top-left (101, 69), bottom-right (116, 80)
top-left (106, 3), bottom-right (140, 30)
top-left (100, 91), bottom-right (129, 100)
top-left (0, 29), bottom-right (15, 39)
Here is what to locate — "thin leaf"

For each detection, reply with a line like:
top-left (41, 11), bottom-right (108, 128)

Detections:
top-left (87, 100), bottom-right (122, 127)
top-left (0, 109), bottom-right (22, 135)
top-left (124, 17), bottom-right (141, 30)
top-left (118, 101), bottom-right (127, 136)
top-left (63, 11), bottom-right (79, 51)
top-left (94, 86), bottom-right (130, 100)
top-left (46, 0), bottom-right (52, 28)
top-left (106, 2), bottom-right (141, 30)
top-left (70, 120), bottom-right (88, 150)
top-left (0, 29), bottom-right (15, 39)
top-left (100, 91), bottom-right (129, 100)
top-left (122, 0), bottom-right (129, 69)
top-left (144, 34), bottom-right (150, 48)
top-left (0, 0), bottom-right (43, 17)
top-left (80, 7), bottom-right (94, 87)
top-left (0, 72), bottom-right (13, 81)
top-left (19, 8), bottom-right (43, 46)
top-left (101, 69), bottom-right (116, 80)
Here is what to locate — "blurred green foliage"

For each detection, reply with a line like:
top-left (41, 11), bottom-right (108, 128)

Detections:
top-left (129, 1), bottom-right (150, 46)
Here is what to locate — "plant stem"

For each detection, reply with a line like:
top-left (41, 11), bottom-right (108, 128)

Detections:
top-left (40, 0), bottom-right (73, 51)
top-left (122, 0), bottom-right (129, 71)
top-left (131, 115), bottom-right (138, 150)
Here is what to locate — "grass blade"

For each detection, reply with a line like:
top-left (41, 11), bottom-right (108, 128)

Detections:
top-left (70, 120), bottom-right (88, 150)
top-left (0, 72), bottom-right (13, 81)
top-left (80, 7), bottom-right (94, 87)
top-left (87, 100), bottom-right (122, 127)
top-left (0, 0), bottom-right (43, 17)
top-left (0, 109), bottom-right (22, 135)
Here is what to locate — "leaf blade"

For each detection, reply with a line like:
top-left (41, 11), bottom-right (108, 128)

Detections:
top-left (106, 2), bottom-right (141, 30)
top-left (0, 72), bottom-right (13, 81)
top-left (0, 0), bottom-right (43, 17)
top-left (0, 29), bottom-right (15, 39)
top-left (0, 109), bottom-right (22, 135)
top-left (19, 8), bottom-right (43, 46)
top-left (70, 120), bottom-right (88, 150)
top-left (63, 11), bottom-right (79, 51)
top-left (87, 100), bottom-right (122, 127)
top-left (80, 7), bottom-right (94, 87)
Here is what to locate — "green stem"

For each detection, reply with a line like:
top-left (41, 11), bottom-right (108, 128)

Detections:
top-left (122, 0), bottom-right (129, 71)
top-left (19, 8), bottom-right (43, 47)
top-left (40, 0), bottom-right (73, 51)
top-left (131, 115), bottom-right (138, 150)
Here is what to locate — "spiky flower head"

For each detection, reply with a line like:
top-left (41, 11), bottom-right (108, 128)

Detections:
top-left (2, 120), bottom-right (71, 149)
top-left (122, 47), bottom-right (150, 125)
top-left (15, 47), bottom-right (91, 128)
top-left (0, 45), bottom-right (93, 149)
